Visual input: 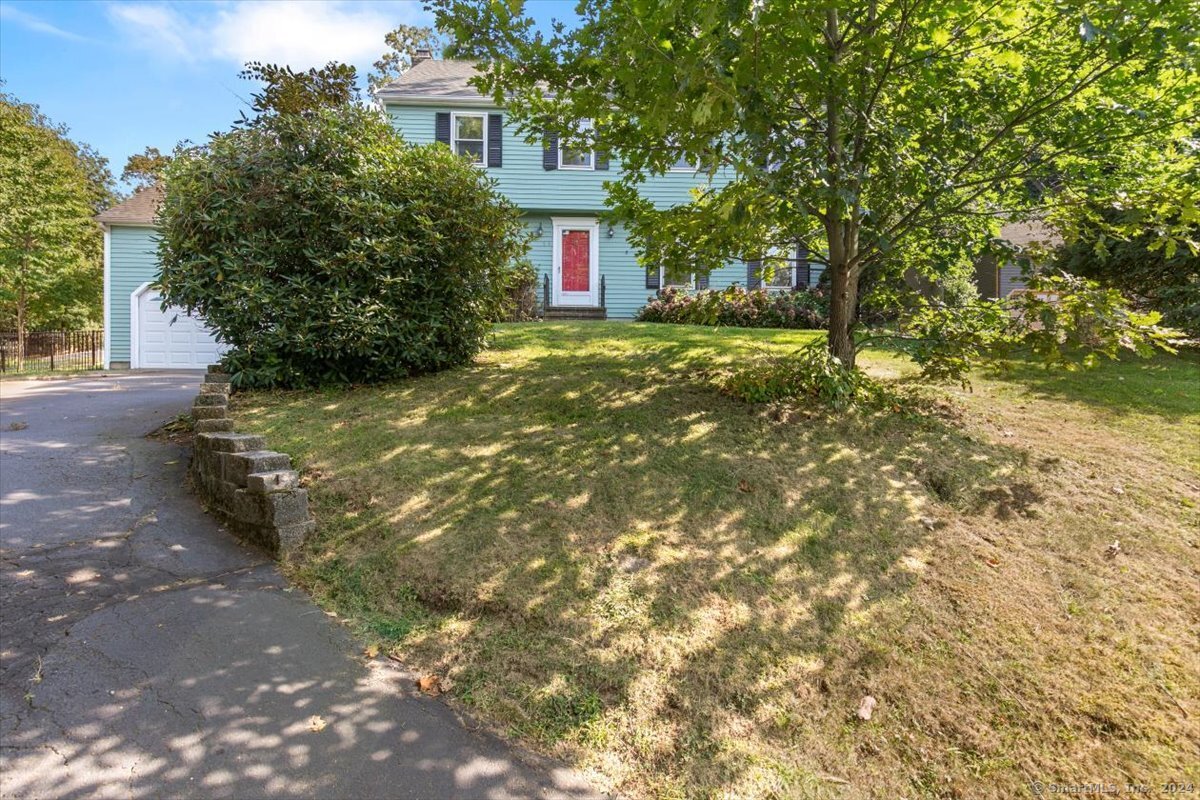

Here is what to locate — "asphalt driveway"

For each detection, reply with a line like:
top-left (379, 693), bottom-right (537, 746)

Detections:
top-left (0, 372), bottom-right (596, 799)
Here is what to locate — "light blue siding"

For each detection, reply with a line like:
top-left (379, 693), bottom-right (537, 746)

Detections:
top-left (107, 225), bottom-right (160, 364)
top-left (520, 214), bottom-right (750, 319)
top-left (387, 103), bottom-right (717, 212)
top-left (389, 102), bottom-right (743, 318)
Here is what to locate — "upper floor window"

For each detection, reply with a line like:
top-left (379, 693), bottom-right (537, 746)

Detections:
top-left (559, 120), bottom-right (594, 170)
top-left (452, 112), bottom-right (486, 164)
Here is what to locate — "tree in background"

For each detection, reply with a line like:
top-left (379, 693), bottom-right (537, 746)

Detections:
top-left (1055, 209), bottom-right (1200, 337)
top-left (438, 0), bottom-right (1196, 376)
top-left (122, 146), bottom-right (172, 190)
top-left (157, 63), bottom-right (529, 387)
top-left (0, 91), bottom-right (114, 364)
top-left (369, 24), bottom-right (441, 93)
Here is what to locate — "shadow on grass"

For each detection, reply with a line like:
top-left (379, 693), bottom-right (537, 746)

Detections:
top-left (978, 349), bottom-right (1200, 421)
top-left (234, 322), bottom-right (1046, 793)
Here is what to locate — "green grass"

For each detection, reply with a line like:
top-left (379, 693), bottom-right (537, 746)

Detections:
top-left (233, 322), bottom-right (1200, 799)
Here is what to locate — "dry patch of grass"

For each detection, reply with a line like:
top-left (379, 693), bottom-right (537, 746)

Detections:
top-left (232, 323), bottom-right (1200, 799)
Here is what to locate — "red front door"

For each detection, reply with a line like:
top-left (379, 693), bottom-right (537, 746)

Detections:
top-left (557, 226), bottom-right (594, 304)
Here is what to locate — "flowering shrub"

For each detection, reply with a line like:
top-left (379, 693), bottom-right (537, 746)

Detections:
top-left (636, 286), bottom-right (829, 329)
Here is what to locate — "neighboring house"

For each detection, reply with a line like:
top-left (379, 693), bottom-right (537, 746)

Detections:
top-left (97, 185), bottom-right (224, 370)
top-left (99, 53), bottom-right (820, 369)
top-left (974, 220), bottom-right (1063, 299)
top-left (376, 53), bottom-right (821, 320)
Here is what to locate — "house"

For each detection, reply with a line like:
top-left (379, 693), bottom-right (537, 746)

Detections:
top-left (100, 54), bottom-right (819, 369)
top-left (376, 53), bottom-right (821, 319)
top-left (97, 185), bottom-right (224, 370)
top-left (974, 220), bottom-right (1063, 299)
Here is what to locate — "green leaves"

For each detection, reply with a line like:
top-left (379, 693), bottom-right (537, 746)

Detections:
top-left (0, 92), bottom-right (109, 331)
top-left (156, 101), bottom-right (528, 388)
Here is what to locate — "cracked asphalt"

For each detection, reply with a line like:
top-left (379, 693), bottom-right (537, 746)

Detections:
top-left (0, 372), bottom-right (598, 799)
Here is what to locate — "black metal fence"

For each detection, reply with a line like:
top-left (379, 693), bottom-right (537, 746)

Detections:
top-left (0, 330), bottom-right (104, 374)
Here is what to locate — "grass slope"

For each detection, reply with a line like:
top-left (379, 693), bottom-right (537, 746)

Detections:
top-left (233, 322), bottom-right (1200, 799)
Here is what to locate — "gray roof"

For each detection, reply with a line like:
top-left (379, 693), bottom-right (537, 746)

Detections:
top-left (96, 185), bottom-right (163, 225)
top-left (999, 220), bottom-right (1062, 250)
top-left (375, 59), bottom-right (486, 101)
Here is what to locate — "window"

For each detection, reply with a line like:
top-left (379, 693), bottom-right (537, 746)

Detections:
top-left (762, 247), bottom-right (794, 291)
top-left (661, 267), bottom-right (696, 289)
top-left (559, 120), bottom-right (594, 170)
top-left (451, 113), bottom-right (486, 164)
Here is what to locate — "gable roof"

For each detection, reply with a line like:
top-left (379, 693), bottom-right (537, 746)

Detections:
top-left (375, 59), bottom-right (486, 103)
top-left (96, 185), bottom-right (164, 225)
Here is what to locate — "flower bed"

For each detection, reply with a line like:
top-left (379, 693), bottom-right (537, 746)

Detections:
top-left (636, 286), bottom-right (829, 329)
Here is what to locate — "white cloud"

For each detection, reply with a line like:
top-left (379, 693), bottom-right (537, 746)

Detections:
top-left (0, 4), bottom-right (89, 41)
top-left (105, 1), bottom-right (430, 70)
top-left (107, 3), bottom-right (194, 59)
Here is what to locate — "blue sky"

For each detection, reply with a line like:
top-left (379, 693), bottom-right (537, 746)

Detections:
top-left (0, 0), bottom-right (575, 191)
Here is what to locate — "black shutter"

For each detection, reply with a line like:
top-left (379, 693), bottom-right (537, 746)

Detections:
top-left (435, 112), bottom-right (451, 146)
top-left (543, 131), bottom-right (558, 170)
top-left (646, 266), bottom-right (660, 290)
top-left (696, 271), bottom-right (709, 289)
top-left (595, 150), bottom-right (610, 171)
top-left (795, 243), bottom-right (810, 288)
top-left (487, 113), bottom-right (503, 167)
top-left (747, 259), bottom-right (762, 289)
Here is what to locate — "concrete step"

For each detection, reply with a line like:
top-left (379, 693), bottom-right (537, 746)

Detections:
top-left (544, 306), bottom-right (608, 321)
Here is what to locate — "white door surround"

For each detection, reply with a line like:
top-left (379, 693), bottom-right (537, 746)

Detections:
top-left (129, 282), bottom-right (225, 369)
top-left (550, 217), bottom-right (600, 306)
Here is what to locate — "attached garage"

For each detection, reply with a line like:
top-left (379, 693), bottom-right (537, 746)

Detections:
top-left (98, 186), bottom-right (223, 370)
top-left (130, 283), bottom-right (225, 369)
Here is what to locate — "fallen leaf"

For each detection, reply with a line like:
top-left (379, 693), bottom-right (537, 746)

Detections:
top-left (417, 674), bottom-right (442, 696)
top-left (363, 644), bottom-right (380, 659)
top-left (7, 422), bottom-right (29, 431)
top-left (1104, 540), bottom-right (1121, 559)
top-left (920, 517), bottom-right (937, 531)
top-left (737, 479), bottom-right (754, 494)
top-left (1111, 485), bottom-right (1125, 496)
top-left (307, 715), bottom-right (327, 732)
top-left (857, 695), bottom-right (877, 721)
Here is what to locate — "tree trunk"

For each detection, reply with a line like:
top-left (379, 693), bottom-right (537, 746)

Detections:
top-left (15, 285), bottom-right (26, 371)
top-left (821, 8), bottom-right (859, 369)
top-left (826, 258), bottom-right (859, 368)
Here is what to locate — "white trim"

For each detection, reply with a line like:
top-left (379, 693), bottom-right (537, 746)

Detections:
top-left (128, 281), bottom-right (153, 370)
top-left (550, 217), bottom-right (600, 306)
top-left (660, 267), bottom-right (697, 289)
top-left (558, 119), bottom-right (595, 170)
top-left (450, 111), bottom-right (487, 166)
top-left (102, 229), bottom-right (111, 368)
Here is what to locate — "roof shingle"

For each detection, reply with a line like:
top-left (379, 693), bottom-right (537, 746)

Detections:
top-left (374, 59), bottom-right (485, 100)
top-left (96, 185), bottom-right (164, 225)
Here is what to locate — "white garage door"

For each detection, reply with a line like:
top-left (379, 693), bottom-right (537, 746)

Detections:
top-left (134, 288), bottom-right (225, 369)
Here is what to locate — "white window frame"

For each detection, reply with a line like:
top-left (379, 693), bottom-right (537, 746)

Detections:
top-left (558, 120), bottom-right (595, 171)
top-left (450, 111), bottom-right (487, 166)
top-left (761, 246), bottom-right (795, 292)
top-left (659, 267), bottom-right (696, 289)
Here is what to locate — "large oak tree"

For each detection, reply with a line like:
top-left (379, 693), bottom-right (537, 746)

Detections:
top-left (437, 0), bottom-right (1198, 366)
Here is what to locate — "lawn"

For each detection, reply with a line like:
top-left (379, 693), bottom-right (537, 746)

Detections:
top-left (232, 322), bottom-right (1200, 799)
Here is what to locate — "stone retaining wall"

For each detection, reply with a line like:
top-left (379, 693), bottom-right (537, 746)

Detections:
top-left (188, 368), bottom-right (315, 555)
